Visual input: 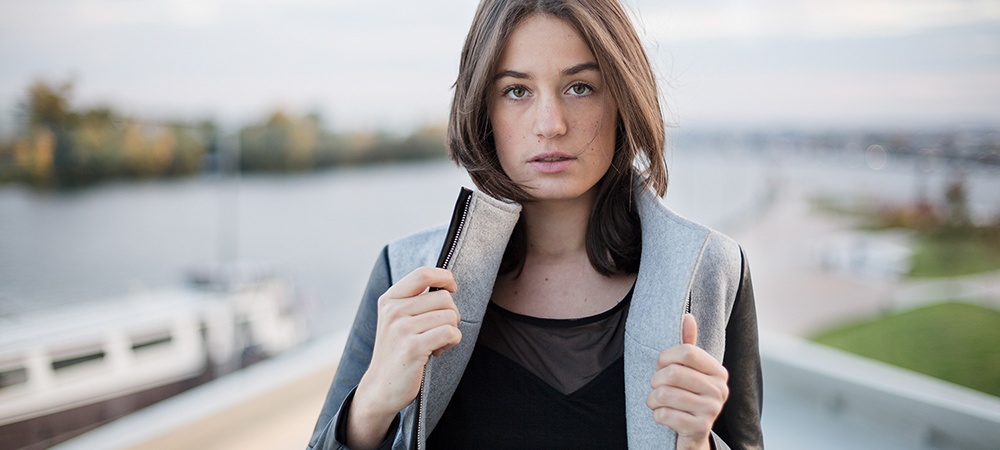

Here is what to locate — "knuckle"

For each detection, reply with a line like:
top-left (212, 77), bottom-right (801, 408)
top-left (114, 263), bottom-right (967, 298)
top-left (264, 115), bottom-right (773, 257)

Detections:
top-left (663, 365), bottom-right (681, 384)
top-left (437, 290), bottom-right (455, 305)
top-left (432, 309), bottom-right (450, 325)
top-left (648, 387), bottom-right (671, 407)
top-left (415, 266), bottom-right (436, 283)
top-left (652, 408), bottom-right (669, 424)
top-left (386, 317), bottom-right (410, 337)
top-left (380, 302), bottom-right (402, 321)
top-left (402, 336), bottom-right (422, 356)
top-left (710, 403), bottom-right (724, 418)
top-left (656, 389), bottom-right (671, 405)
top-left (657, 350), bottom-right (671, 367)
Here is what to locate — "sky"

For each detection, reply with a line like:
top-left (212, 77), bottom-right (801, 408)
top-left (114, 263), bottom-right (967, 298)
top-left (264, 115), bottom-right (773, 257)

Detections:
top-left (1, 0), bottom-right (998, 133)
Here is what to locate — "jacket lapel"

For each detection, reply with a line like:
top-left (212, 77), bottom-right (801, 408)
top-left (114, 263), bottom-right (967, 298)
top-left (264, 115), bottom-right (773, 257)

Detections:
top-left (624, 187), bottom-right (710, 449)
top-left (418, 190), bottom-right (521, 437)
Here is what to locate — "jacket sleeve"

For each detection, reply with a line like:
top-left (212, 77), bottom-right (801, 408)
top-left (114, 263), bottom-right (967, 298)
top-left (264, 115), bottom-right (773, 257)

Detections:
top-left (711, 248), bottom-right (764, 450)
top-left (307, 246), bottom-right (400, 450)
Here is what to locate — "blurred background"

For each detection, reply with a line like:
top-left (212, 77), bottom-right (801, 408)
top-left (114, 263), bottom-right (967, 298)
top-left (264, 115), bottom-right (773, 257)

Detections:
top-left (1, 0), bottom-right (998, 449)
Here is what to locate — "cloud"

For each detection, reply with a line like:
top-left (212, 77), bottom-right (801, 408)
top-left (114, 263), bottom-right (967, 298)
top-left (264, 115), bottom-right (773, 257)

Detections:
top-left (636, 0), bottom-right (1000, 42)
top-left (2, 0), bottom-right (996, 129)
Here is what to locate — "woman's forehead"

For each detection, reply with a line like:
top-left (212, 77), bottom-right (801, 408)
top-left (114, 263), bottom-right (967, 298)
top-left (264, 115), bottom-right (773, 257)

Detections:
top-left (495, 14), bottom-right (597, 77)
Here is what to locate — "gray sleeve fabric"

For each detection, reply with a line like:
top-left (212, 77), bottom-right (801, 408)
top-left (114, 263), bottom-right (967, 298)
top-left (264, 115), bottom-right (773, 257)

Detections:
top-left (307, 246), bottom-right (396, 450)
top-left (712, 248), bottom-right (764, 449)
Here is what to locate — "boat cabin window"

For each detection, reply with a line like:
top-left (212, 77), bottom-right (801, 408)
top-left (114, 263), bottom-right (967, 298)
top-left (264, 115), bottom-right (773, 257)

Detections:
top-left (51, 350), bottom-right (106, 371)
top-left (0, 367), bottom-right (28, 389)
top-left (49, 341), bottom-right (106, 372)
top-left (131, 333), bottom-right (173, 352)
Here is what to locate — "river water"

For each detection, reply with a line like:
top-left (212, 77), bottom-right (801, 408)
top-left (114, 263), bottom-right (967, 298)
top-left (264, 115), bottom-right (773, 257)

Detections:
top-left (1, 149), bottom-right (998, 332)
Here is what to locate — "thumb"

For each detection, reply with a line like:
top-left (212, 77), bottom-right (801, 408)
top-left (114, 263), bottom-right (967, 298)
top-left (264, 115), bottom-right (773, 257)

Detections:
top-left (682, 313), bottom-right (698, 346)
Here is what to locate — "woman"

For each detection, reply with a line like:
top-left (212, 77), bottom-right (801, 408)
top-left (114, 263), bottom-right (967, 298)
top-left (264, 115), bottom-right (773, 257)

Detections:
top-left (309, 0), bottom-right (762, 449)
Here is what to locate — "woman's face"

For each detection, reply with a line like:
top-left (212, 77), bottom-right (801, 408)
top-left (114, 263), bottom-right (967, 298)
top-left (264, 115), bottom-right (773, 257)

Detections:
top-left (489, 14), bottom-right (618, 203)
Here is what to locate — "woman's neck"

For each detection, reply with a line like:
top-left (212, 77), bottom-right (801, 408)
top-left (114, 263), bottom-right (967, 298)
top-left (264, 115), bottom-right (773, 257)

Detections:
top-left (492, 186), bottom-right (636, 319)
top-left (520, 189), bottom-right (595, 260)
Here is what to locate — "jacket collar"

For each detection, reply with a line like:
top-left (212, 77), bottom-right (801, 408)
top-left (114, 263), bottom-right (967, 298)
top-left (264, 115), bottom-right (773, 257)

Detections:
top-left (626, 186), bottom-right (711, 448)
top-left (391, 186), bottom-right (711, 448)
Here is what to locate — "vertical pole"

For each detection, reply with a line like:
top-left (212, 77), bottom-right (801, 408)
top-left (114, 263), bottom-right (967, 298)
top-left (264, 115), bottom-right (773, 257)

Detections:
top-left (217, 130), bottom-right (240, 265)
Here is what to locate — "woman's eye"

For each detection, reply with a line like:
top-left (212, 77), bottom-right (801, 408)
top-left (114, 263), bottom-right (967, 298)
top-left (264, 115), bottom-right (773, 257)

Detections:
top-left (568, 83), bottom-right (592, 96)
top-left (504, 86), bottom-right (528, 99)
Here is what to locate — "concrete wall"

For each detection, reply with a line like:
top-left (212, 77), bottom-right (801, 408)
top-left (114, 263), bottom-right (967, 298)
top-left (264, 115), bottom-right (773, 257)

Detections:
top-left (760, 331), bottom-right (1000, 450)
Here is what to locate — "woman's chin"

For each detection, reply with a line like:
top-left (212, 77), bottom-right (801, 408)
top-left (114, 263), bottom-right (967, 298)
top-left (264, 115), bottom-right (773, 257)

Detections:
top-left (519, 182), bottom-right (599, 205)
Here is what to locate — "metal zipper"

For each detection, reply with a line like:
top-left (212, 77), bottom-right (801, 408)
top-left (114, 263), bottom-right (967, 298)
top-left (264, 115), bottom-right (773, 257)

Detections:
top-left (681, 292), bottom-right (693, 348)
top-left (414, 187), bottom-right (474, 450)
top-left (435, 187), bottom-right (474, 270)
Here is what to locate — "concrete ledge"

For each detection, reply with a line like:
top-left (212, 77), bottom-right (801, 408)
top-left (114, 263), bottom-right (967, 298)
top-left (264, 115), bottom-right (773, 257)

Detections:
top-left (761, 330), bottom-right (1000, 450)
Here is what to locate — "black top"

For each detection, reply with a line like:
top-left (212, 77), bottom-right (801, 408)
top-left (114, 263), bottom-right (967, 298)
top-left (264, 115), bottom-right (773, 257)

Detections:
top-left (316, 246), bottom-right (763, 450)
top-left (428, 288), bottom-right (632, 449)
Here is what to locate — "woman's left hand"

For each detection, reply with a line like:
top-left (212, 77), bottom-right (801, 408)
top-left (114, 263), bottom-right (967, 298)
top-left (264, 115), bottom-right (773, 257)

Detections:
top-left (646, 313), bottom-right (729, 450)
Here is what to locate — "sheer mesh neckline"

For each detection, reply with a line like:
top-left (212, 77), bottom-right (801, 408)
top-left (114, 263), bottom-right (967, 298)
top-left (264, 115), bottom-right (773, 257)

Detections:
top-left (476, 284), bottom-right (633, 395)
top-left (486, 283), bottom-right (633, 328)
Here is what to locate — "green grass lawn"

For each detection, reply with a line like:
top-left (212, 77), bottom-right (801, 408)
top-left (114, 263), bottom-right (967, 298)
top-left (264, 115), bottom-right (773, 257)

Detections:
top-left (812, 302), bottom-right (1000, 397)
top-left (909, 230), bottom-right (1000, 278)
top-left (810, 194), bottom-right (1000, 278)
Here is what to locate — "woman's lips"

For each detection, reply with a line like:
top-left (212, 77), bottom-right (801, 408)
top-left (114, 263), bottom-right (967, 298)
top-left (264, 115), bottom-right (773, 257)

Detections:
top-left (528, 153), bottom-right (575, 174)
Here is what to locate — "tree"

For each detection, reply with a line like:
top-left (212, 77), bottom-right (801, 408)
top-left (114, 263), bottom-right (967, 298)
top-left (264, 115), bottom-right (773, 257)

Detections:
top-left (20, 79), bottom-right (75, 183)
top-left (22, 79), bottom-right (73, 129)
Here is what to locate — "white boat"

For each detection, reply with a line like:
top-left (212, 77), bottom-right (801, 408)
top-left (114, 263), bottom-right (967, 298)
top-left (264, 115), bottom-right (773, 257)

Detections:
top-left (0, 264), bottom-right (310, 449)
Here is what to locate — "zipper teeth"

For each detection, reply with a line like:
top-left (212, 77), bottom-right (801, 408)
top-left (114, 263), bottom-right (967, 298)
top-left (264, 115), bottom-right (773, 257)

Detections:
top-left (416, 375), bottom-right (426, 450)
top-left (418, 192), bottom-right (472, 450)
top-left (440, 194), bottom-right (472, 269)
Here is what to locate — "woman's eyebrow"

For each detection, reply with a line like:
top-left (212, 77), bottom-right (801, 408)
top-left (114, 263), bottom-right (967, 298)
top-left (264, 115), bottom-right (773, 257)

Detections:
top-left (563, 62), bottom-right (599, 76)
top-left (494, 69), bottom-right (530, 81)
top-left (493, 62), bottom-right (600, 81)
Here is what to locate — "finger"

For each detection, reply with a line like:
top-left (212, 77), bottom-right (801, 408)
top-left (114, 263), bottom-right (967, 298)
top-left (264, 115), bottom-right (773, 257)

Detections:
top-left (656, 345), bottom-right (727, 378)
top-left (649, 363), bottom-right (721, 393)
top-left (417, 324), bottom-right (462, 357)
top-left (385, 267), bottom-right (457, 298)
top-left (645, 384), bottom-right (707, 412)
top-left (650, 406), bottom-right (712, 438)
top-left (392, 308), bottom-right (461, 337)
top-left (650, 364), bottom-right (730, 403)
top-left (682, 313), bottom-right (697, 346)
top-left (432, 334), bottom-right (462, 357)
top-left (398, 289), bottom-right (461, 318)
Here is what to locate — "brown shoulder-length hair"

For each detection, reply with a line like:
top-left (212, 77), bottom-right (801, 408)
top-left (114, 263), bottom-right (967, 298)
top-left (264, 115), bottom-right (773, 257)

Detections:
top-left (448, 0), bottom-right (667, 276)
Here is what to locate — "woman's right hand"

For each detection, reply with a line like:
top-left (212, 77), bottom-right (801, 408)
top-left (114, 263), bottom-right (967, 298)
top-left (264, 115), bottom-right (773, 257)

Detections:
top-left (346, 267), bottom-right (462, 450)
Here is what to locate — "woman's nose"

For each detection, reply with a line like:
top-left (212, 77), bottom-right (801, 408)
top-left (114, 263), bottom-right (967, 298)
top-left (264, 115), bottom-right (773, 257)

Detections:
top-left (532, 96), bottom-right (567, 139)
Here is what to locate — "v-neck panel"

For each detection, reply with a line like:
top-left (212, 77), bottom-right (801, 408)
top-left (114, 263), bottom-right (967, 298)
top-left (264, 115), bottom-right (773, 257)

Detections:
top-left (477, 343), bottom-right (624, 398)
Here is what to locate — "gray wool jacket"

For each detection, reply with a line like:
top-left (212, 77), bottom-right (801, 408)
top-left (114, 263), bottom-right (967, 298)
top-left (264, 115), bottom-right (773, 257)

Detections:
top-left (308, 186), bottom-right (763, 450)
